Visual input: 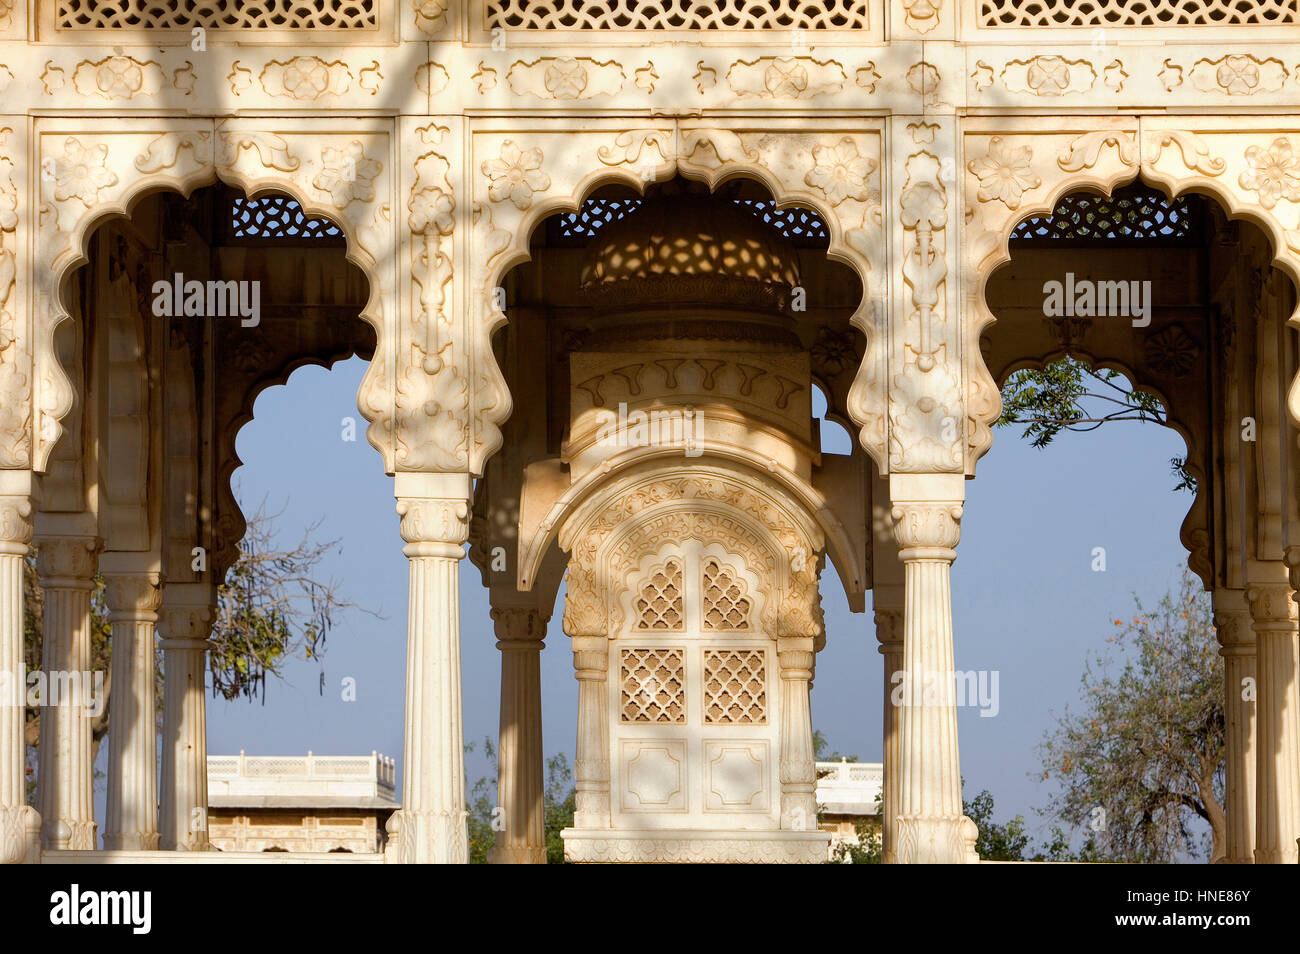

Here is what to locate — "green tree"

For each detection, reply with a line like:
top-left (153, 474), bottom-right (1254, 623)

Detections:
top-left (998, 357), bottom-right (1194, 492)
top-left (1037, 570), bottom-right (1224, 863)
top-left (23, 503), bottom-right (364, 799)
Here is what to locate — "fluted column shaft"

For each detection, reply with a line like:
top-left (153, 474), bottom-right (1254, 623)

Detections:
top-left (0, 496), bottom-right (39, 863)
top-left (778, 636), bottom-right (817, 829)
top-left (489, 606), bottom-right (546, 864)
top-left (875, 603), bottom-right (903, 863)
top-left (890, 491), bottom-right (978, 864)
top-left (103, 574), bottom-right (162, 851)
top-left (570, 635), bottom-right (610, 828)
top-left (387, 490), bottom-right (469, 864)
top-left (1213, 589), bottom-right (1255, 864)
top-left (158, 597), bottom-right (213, 851)
top-left (1248, 581), bottom-right (1300, 864)
top-left (34, 535), bottom-right (100, 851)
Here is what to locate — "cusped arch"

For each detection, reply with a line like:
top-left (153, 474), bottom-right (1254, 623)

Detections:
top-left (468, 123), bottom-right (886, 480)
top-left (33, 124), bottom-right (396, 478)
top-left (963, 125), bottom-right (1300, 475)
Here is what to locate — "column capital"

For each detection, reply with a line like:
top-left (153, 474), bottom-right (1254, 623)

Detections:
top-left (102, 573), bottom-right (164, 621)
top-left (491, 605), bottom-right (547, 649)
top-left (890, 500), bottom-right (962, 557)
top-left (1247, 582), bottom-right (1298, 628)
top-left (0, 496), bottom-right (33, 550)
top-left (34, 535), bottom-right (101, 585)
top-left (874, 606), bottom-right (904, 653)
top-left (157, 602), bottom-right (215, 646)
top-left (396, 496), bottom-right (470, 555)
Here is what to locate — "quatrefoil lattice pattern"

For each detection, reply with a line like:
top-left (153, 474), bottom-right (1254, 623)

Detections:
top-left (635, 559), bottom-right (684, 630)
top-left (703, 650), bottom-right (767, 724)
top-left (702, 558), bottom-right (751, 631)
top-left (488, 0), bottom-right (872, 31)
top-left (620, 648), bottom-right (686, 723)
top-left (56, 0), bottom-right (379, 30)
top-left (978, 0), bottom-right (1297, 27)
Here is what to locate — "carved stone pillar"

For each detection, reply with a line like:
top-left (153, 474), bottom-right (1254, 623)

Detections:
top-left (874, 598), bottom-right (904, 863)
top-left (890, 481), bottom-right (978, 864)
top-left (488, 606), bottom-right (547, 864)
top-left (386, 481), bottom-right (470, 864)
top-left (158, 592), bottom-right (214, 851)
top-left (0, 494), bottom-right (40, 863)
top-left (1213, 588), bottom-right (1255, 864)
top-left (34, 534), bottom-right (101, 851)
top-left (1248, 579), bottom-right (1300, 864)
top-left (570, 633), bottom-right (610, 829)
top-left (777, 634), bottom-right (817, 829)
top-left (102, 572), bottom-right (163, 851)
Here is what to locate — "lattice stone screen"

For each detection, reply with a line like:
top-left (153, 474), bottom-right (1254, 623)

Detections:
top-left (701, 558), bottom-right (752, 631)
top-left (232, 197), bottom-right (344, 241)
top-left (977, 0), bottom-right (1299, 26)
top-left (558, 198), bottom-right (826, 243)
top-left (635, 559), bottom-right (685, 630)
top-left (703, 650), bottom-right (767, 724)
top-left (486, 0), bottom-right (873, 30)
top-left (49, 0), bottom-right (385, 37)
top-left (1010, 187), bottom-right (1193, 242)
top-left (620, 648), bottom-right (686, 723)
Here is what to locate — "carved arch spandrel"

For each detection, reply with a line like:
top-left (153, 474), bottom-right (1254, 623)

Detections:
top-left (962, 118), bottom-right (1300, 476)
top-left (32, 118), bottom-right (400, 477)
top-left (466, 120), bottom-right (887, 477)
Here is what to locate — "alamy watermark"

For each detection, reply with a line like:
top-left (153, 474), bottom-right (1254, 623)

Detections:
top-left (152, 273), bottom-right (261, 327)
top-left (596, 401), bottom-right (702, 457)
top-left (891, 668), bottom-right (1000, 718)
top-left (1042, 272), bottom-right (1151, 328)
top-left (0, 665), bottom-right (106, 718)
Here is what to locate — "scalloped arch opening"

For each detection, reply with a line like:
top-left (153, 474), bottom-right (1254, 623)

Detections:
top-left (53, 182), bottom-right (374, 584)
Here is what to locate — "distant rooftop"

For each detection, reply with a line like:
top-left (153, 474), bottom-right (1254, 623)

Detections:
top-left (816, 759), bottom-right (882, 816)
top-left (207, 751), bottom-right (398, 811)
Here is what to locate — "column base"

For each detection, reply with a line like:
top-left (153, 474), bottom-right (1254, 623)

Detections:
top-left (1, 806), bottom-right (41, 864)
top-left (383, 808), bottom-right (468, 864)
top-left (561, 828), bottom-right (830, 863)
top-left (488, 843), bottom-right (547, 864)
top-left (894, 814), bottom-right (980, 864)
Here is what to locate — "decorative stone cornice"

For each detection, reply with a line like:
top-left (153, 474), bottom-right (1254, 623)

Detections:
top-left (890, 501), bottom-right (962, 558)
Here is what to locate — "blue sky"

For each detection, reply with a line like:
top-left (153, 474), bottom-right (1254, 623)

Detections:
top-left (184, 353), bottom-right (1192, 847)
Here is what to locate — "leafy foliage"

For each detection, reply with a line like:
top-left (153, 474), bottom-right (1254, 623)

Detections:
top-left (207, 500), bottom-right (374, 701)
top-left (998, 357), bottom-right (1193, 492)
top-left (1037, 570), bottom-right (1225, 863)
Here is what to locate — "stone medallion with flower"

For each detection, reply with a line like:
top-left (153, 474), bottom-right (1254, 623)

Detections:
top-left (967, 136), bottom-right (1041, 211)
top-left (313, 141), bottom-right (381, 207)
top-left (1239, 137), bottom-right (1300, 210)
top-left (482, 140), bottom-right (550, 211)
top-left (804, 137), bottom-right (877, 207)
top-left (52, 137), bottom-right (118, 208)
